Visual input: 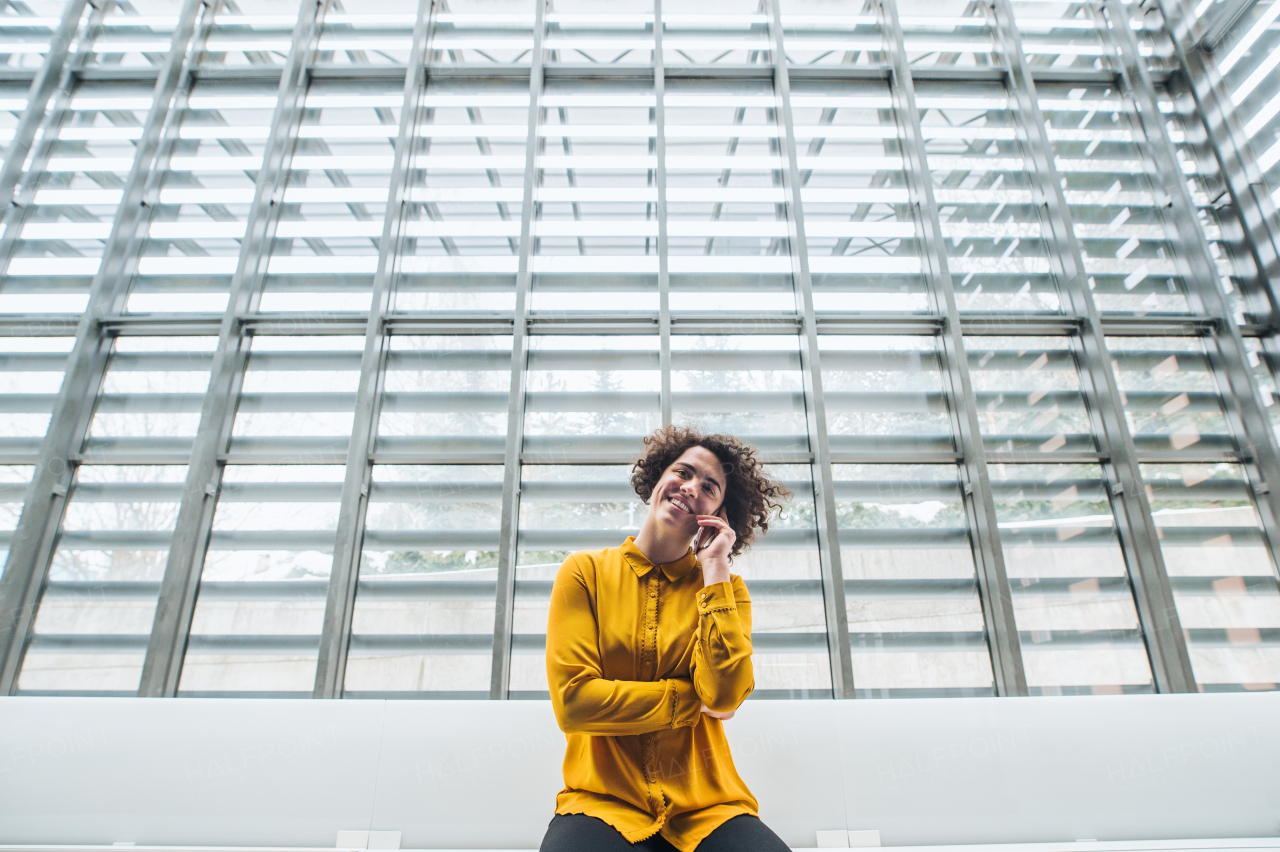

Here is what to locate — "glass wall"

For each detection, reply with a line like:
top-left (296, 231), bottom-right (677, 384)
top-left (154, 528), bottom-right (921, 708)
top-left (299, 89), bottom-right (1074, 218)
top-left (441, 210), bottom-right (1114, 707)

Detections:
top-left (0, 0), bottom-right (1278, 700)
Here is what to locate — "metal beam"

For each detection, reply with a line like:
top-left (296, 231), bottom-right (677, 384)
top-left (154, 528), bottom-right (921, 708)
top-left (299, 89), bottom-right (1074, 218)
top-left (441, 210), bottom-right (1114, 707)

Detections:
top-left (138, 0), bottom-right (330, 697)
top-left (1198, 0), bottom-right (1258, 50)
top-left (0, 0), bottom-right (89, 208)
top-left (489, 0), bottom-right (548, 700)
top-left (878, 0), bottom-right (1028, 696)
top-left (655, 0), bottom-right (672, 428)
top-left (991, 0), bottom-right (1197, 693)
top-left (313, 0), bottom-right (436, 700)
top-left (1101, 0), bottom-right (1280, 580)
top-left (0, 0), bottom-right (207, 695)
top-left (766, 0), bottom-right (856, 700)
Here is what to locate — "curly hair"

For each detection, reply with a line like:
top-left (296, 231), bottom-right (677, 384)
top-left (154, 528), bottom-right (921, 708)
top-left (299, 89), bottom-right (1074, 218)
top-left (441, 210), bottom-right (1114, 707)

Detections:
top-left (630, 424), bottom-right (792, 559)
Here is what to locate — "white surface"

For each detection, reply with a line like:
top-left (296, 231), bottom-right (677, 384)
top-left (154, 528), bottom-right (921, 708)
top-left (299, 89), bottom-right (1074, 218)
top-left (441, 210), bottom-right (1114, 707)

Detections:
top-left (818, 830), bottom-right (852, 847)
top-left (850, 830), bottom-right (883, 847)
top-left (0, 694), bottom-right (1277, 847)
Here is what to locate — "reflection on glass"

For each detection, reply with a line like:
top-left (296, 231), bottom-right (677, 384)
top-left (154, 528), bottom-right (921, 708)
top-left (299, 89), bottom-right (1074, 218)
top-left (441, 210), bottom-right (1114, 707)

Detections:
top-left (671, 335), bottom-right (808, 457)
top-left (179, 464), bottom-right (342, 697)
top-left (966, 335), bottom-right (1095, 456)
top-left (917, 81), bottom-right (1062, 314)
top-left (835, 464), bottom-right (994, 697)
top-left (398, 79), bottom-right (528, 311)
top-left (20, 465), bottom-right (187, 695)
top-left (524, 335), bottom-right (660, 461)
top-left (790, 80), bottom-right (926, 313)
top-left (1107, 336), bottom-right (1232, 455)
top-left (820, 335), bottom-right (953, 455)
top-left (990, 462), bottom-right (1155, 695)
top-left (345, 464), bottom-right (504, 697)
top-left (1144, 463), bottom-right (1280, 691)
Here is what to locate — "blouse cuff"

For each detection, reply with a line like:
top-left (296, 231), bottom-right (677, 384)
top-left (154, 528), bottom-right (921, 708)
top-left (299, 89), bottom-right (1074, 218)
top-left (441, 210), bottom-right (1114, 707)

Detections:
top-left (696, 580), bottom-right (737, 615)
top-left (669, 677), bottom-right (703, 728)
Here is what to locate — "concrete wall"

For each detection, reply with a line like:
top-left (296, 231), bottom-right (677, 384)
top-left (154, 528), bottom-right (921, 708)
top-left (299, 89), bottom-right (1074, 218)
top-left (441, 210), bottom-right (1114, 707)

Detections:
top-left (0, 693), bottom-right (1276, 848)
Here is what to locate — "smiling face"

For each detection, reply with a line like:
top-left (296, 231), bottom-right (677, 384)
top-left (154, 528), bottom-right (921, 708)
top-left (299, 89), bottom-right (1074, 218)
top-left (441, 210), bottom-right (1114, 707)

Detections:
top-left (647, 445), bottom-right (727, 537)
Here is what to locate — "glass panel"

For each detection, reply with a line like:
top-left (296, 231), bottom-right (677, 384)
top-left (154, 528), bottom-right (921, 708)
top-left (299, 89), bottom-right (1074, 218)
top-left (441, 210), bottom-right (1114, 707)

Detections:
top-left (836, 463), bottom-right (994, 697)
top-left (429, 0), bottom-right (536, 67)
top-left (318, 0), bottom-right (417, 66)
top-left (259, 79), bottom-right (402, 313)
top-left (203, 0), bottom-right (296, 66)
top-left (1214, 0), bottom-right (1280, 193)
top-left (7, 82), bottom-right (156, 313)
top-left (819, 335), bottom-right (954, 455)
top-left (1106, 336), bottom-right (1233, 456)
top-left (377, 334), bottom-right (512, 461)
top-left (510, 463), bottom-right (634, 698)
top-left (523, 334), bottom-right (660, 462)
top-left (0, 1), bottom-right (73, 70)
top-left (84, 335), bottom-right (216, 462)
top-left (1144, 462), bottom-right (1280, 692)
top-left (917, 80), bottom-right (1062, 314)
top-left (790, 80), bottom-right (927, 313)
top-left (229, 334), bottom-right (363, 460)
top-left (89, 0), bottom-right (183, 68)
top-left (128, 80), bottom-right (279, 313)
top-left (1039, 81), bottom-right (1193, 316)
top-left (897, 0), bottom-right (994, 68)
top-left (545, 0), bottom-right (654, 66)
top-left (20, 464), bottom-right (186, 695)
top-left (531, 80), bottom-right (658, 312)
top-left (664, 78), bottom-right (792, 312)
top-left (671, 334), bottom-right (809, 458)
top-left (662, 2), bottom-right (770, 67)
top-left (397, 79), bottom-right (528, 312)
top-left (965, 335), bottom-right (1096, 456)
top-left (0, 335), bottom-right (73, 461)
top-left (778, 0), bottom-right (882, 67)
top-left (1009, 0), bottom-right (1110, 71)
top-left (179, 464), bottom-right (342, 697)
top-left (344, 464), bottom-right (503, 697)
top-left (990, 462), bottom-right (1156, 694)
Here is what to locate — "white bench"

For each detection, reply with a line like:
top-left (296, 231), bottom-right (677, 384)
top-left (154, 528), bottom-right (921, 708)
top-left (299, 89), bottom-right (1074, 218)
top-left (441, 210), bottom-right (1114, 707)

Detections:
top-left (0, 693), bottom-right (1276, 848)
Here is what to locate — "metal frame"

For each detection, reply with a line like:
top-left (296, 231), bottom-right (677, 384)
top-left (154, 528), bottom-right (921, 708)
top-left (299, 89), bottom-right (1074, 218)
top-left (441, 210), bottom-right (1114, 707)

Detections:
top-left (765, 0), bottom-right (856, 699)
top-left (138, 0), bottom-right (331, 697)
top-left (990, 0), bottom-right (1197, 693)
top-left (490, 0), bottom-right (548, 700)
top-left (312, 0), bottom-right (437, 700)
top-left (878, 0), bottom-right (1029, 697)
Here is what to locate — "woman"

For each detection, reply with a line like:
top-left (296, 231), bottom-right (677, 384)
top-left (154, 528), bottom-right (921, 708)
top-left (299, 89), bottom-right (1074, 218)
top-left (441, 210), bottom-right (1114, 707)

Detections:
top-left (540, 425), bottom-right (793, 852)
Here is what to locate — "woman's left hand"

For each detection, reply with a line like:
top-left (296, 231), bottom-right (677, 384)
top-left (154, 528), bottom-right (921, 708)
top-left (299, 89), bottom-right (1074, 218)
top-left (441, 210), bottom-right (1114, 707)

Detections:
top-left (696, 506), bottom-right (735, 586)
top-left (700, 703), bottom-right (735, 721)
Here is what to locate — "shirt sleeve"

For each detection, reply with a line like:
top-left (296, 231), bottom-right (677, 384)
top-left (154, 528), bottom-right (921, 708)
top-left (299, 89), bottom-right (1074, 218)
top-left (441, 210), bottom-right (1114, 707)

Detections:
top-left (546, 554), bottom-right (704, 736)
top-left (690, 575), bottom-right (754, 713)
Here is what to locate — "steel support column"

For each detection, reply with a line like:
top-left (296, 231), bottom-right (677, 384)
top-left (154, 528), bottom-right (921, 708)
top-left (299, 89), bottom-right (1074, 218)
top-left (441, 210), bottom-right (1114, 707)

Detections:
top-left (0, 0), bottom-right (208, 695)
top-left (490, 0), bottom-right (547, 700)
top-left (655, 0), bottom-right (671, 427)
top-left (0, 0), bottom-right (89, 208)
top-left (990, 0), bottom-right (1197, 692)
top-left (766, 0), bottom-right (856, 699)
top-left (313, 0), bottom-right (435, 700)
top-left (1101, 0), bottom-right (1280, 570)
top-left (879, 0), bottom-right (1028, 696)
top-left (138, 0), bottom-right (329, 697)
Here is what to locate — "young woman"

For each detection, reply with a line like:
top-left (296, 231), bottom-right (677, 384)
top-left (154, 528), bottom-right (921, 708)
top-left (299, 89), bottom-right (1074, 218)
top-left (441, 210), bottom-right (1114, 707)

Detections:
top-left (540, 425), bottom-right (793, 852)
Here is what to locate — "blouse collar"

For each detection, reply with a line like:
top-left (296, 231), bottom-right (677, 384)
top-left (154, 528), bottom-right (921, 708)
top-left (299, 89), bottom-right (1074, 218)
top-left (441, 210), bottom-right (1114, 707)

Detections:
top-left (620, 536), bottom-right (699, 581)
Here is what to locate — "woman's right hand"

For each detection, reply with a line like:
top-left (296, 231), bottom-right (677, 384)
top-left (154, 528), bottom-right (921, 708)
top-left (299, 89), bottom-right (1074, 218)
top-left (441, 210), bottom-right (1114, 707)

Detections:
top-left (700, 703), bottom-right (735, 721)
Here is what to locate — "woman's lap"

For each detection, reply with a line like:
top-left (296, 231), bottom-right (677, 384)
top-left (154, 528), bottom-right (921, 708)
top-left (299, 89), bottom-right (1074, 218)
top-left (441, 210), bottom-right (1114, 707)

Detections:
top-left (538, 813), bottom-right (790, 852)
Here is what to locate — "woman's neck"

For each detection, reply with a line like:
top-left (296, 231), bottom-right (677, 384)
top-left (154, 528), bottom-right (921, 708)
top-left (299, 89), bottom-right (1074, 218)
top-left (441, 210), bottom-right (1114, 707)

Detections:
top-left (633, 515), bottom-right (692, 567)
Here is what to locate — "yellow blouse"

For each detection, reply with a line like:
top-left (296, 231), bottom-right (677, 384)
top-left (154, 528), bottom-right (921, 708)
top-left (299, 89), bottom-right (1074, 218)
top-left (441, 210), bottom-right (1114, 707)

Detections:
top-left (545, 536), bottom-right (757, 852)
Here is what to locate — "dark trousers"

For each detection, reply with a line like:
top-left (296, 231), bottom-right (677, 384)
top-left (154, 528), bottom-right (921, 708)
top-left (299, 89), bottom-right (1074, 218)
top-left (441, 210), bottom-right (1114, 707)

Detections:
top-left (539, 812), bottom-right (791, 852)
